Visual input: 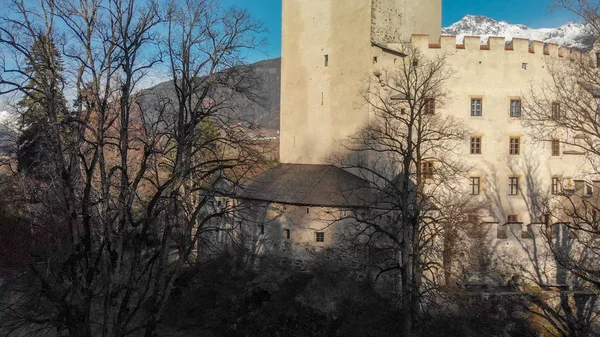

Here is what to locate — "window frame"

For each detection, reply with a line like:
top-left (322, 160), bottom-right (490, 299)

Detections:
top-left (552, 139), bottom-right (561, 156)
top-left (316, 232), bottom-right (325, 243)
top-left (509, 176), bottom-right (519, 195)
top-left (510, 99), bottom-right (522, 118)
top-left (552, 102), bottom-right (561, 120)
top-left (470, 177), bottom-right (481, 195)
top-left (470, 136), bottom-right (482, 154)
top-left (507, 214), bottom-right (519, 223)
top-left (424, 98), bottom-right (435, 115)
top-left (422, 161), bottom-right (434, 179)
top-left (509, 137), bottom-right (521, 155)
top-left (551, 177), bottom-right (561, 195)
top-left (471, 98), bottom-right (482, 116)
top-left (586, 183), bottom-right (594, 196)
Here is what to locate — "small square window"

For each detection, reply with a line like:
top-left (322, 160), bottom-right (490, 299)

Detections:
top-left (470, 137), bottom-right (481, 154)
top-left (471, 98), bottom-right (482, 116)
top-left (509, 177), bottom-right (519, 195)
top-left (522, 63), bottom-right (527, 70)
top-left (316, 232), bottom-right (325, 243)
top-left (497, 226), bottom-right (508, 239)
top-left (552, 139), bottom-right (560, 156)
top-left (510, 99), bottom-right (522, 117)
top-left (507, 214), bottom-right (519, 223)
top-left (509, 137), bottom-right (520, 155)
top-left (470, 177), bottom-right (481, 195)
top-left (424, 98), bottom-right (435, 115)
top-left (422, 161), bottom-right (434, 179)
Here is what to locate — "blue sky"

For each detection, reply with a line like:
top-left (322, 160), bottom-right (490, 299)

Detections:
top-left (225, 0), bottom-right (576, 62)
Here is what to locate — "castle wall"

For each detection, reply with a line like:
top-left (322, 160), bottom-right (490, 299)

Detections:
top-left (238, 201), bottom-right (365, 260)
top-left (280, 0), bottom-right (372, 164)
top-left (401, 35), bottom-right (591, 229)
top-left (277, 0), bottom-right (598, 285)
top-left (280, 0), bottom-right (443, 164)
top-left (371, 0), bottom-right (442, 44)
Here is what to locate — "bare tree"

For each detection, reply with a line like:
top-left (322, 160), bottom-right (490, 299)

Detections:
top-left (334, 43), bottom-right (482, 336)
top-left (517, 1), bottom-right (600, 335)
top-left (0, 0), bottom-right (265, 336)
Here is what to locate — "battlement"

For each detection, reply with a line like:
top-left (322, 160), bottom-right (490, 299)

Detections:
top-left (412, 34), bottom-right (584, 59)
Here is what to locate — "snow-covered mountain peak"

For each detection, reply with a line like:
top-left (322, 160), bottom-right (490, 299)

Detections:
top-left (442, 15), bottom-right (595, 51)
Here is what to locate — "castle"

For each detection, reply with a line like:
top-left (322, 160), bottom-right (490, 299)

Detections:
top-left (231, 0), bottom-right (598, 285)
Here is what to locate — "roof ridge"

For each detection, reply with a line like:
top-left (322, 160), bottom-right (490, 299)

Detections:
top-left (299, 165), bottom-right (332, 205)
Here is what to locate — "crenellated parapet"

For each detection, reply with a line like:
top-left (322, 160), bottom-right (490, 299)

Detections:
top-left (411, 34), bottom-right (587, 60)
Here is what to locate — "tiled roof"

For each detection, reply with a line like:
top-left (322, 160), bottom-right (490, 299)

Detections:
top-left (238, 164), bottom-right (372, 207)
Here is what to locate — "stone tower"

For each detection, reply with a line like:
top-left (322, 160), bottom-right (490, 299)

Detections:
top-left (279, 0), bottom-right (442, 164)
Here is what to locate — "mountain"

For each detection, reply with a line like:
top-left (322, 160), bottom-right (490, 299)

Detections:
top-left (143, 58), bottom-right (281, 132)
top-left (442, 15), bottom-right (595, 51)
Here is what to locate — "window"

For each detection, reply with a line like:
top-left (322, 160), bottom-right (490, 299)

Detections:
top-left (497, 226), bottom-right (508, 239)
top-left (522, 224), bottom-right (533, 239)
top-left (509, 137), bottom-right (520, 155)
top-left (324, 55), bottom-right (329, 67)
top-left (470, 137), bottom-right (481, 154)
top-left (510, 99), bottom-right (522, 117)
top-left (509, 177), bottom-right (519, 195)
top-left (471, 98), bottom-right (482, 116)
top-left (586, 183), bottom-right (594, 196)
top-left (422, 161), bottom-right (434, 179)
top-left (424, 98), bottom-right (435, 115)
top-left (467, 214), bottom-right (480, 224)
top-left (507, 214), bottom-right (519, 223)
top-left (373, 56), bottom-right (378, 64)
top-left (552, 102), bottom-right (561, 120)
top-left (284, 229), bottom-right (290, 239)
top-left (259, 225), bottom-right (265, 235)
top-left (552, 139), bottom-right (560, 156)
top-left (522, 63), bottom-right (527, 70)
top-left (470, 177), bottom-right (481, 195)
top-left (316, 232), bottom-right (325, 243)
top-left (551, 177), bottom-right (561, 195)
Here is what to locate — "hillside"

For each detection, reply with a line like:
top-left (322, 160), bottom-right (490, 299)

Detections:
top-left (144, 58), bottom-right (281, 132)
